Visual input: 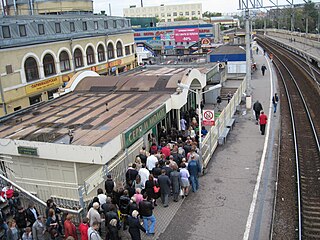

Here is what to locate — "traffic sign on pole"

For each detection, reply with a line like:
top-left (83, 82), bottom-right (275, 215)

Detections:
top-left (202, 110), bottom-right (215, 126)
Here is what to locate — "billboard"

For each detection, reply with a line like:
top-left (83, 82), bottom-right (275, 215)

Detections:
top-left (174, 28), bottom-right (199, 42)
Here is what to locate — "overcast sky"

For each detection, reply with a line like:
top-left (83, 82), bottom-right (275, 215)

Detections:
top-left (93, 0), bottom-right (314, 16)
top-left (93, 0), bottom-right (240, 16)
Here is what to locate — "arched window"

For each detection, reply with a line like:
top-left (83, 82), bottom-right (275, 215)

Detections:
top-left (43, 53), bottom-right (56, 77)
top-left (59, 51), bottom-right (71, 72)
top-left (86, 46), bottom-right (95, 65)
top-left (97, 44), bottom-right (105, 62)
top-left (24, 57), bottom-right (39, 82)
top-left (107, 42), bottom-right (114, 59)
top-left (74, 48), bottom-right (83, 68)
top-left (116, 41), bottom-right (123, 57)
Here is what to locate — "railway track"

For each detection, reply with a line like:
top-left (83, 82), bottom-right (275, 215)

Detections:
top-left (258, 38), bottom-right (320, 239)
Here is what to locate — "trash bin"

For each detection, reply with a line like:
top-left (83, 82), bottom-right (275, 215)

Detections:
top-left (246, 96), bottom-right (252, 109)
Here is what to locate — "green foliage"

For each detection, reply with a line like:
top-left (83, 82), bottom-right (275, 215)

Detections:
top-left (175, 16), bottom-right (189, 21)
top-left (203, 11), bottom-right (222, 18)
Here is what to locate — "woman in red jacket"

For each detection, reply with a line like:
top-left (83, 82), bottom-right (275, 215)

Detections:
top-left (78, 217), bottom-right (89, 240)
top-left (64, 214), bottom-right (78, 240)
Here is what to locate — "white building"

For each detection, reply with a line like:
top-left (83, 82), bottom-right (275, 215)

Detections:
top-left (123, 3), bottom-right (202, 22)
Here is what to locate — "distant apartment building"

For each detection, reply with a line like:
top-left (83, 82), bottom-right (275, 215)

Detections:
top-left (1, 0), bottom-right (93, 15)
top-left (123, 3), bottom-right (202, 22)
top-left (0, 15), bottom-right (137, 116)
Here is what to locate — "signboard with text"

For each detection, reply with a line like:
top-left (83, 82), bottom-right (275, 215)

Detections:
top-left (202, 110), bottom-right (215, 126)
top-left (174, 28), bottom-right (199, 42)
top-left (124, 105), bottom-right (166, 148)
top-left (25, 77), bottom-right (61, 95)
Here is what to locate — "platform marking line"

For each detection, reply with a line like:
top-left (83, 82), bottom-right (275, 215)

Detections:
top-left (243, 50), bottom-right (274, 240)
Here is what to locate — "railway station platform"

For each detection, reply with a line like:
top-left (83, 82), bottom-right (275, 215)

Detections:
top-left (262, 30), bottom-right (320, 65)
top-left (149, 48), bottom-right (280, 239)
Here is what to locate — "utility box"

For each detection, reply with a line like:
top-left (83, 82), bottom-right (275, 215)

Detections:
top-left (246, 96), bottom-right (252, 109)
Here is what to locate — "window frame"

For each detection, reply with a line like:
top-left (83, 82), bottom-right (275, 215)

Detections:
top-left (38, 24), bottom-right (45, 35)
top-left (43, 54), bottom-right (56, 77)
top-left (70, 22), bottom-right (75, 32)
top-left (2, 26), bottom-right (11, 38)
top-left (55, 23), bottom-right (61, 33)
top-left (83, 21), bottom-right (87, 31)
top-left (59, 51), bottom-right (71, 72)
top-left (19, 25), bottom-right (27, 37)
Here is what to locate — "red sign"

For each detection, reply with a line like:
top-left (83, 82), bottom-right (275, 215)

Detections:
top-left (202, 110), bottom-right (215, 126)
top-left (174, 28), bottom-right (199, 42)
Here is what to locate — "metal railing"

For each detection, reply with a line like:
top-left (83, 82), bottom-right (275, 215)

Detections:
top-left (0, 174), bottom-right (84, 225)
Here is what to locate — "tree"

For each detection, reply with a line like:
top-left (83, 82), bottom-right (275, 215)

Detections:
top-left (202, 11), bottom-right (222, 18)
top-left (174, 16), bottom-right (189, 21)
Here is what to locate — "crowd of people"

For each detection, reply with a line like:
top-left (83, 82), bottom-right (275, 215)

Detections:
top-left (0, 112), bottom-right (205, 240)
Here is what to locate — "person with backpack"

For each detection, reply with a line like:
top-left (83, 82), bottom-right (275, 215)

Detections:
top-left (88, 221), bottom-right (102, 240)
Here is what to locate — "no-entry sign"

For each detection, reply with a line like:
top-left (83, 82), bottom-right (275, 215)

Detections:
top-left (202, 110), bottom-right (215, 126)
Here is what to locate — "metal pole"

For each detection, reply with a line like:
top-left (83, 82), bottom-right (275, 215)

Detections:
top-left (197, 89), bottom-right (202, 168)
top-left (245, 9), bottom-right (251, 95)
top-left (13, 0), bottom-right (16, 15)
top-left (109, 3), bottom-right (111, 16)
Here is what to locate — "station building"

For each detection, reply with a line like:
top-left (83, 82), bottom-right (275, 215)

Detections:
top-left (134, 20), bottom-right (219, 55)
top-left (1, 0), bottom-right (93, 16)
top-left (0, 64), bottom-right (224, 207)
top-left (123, 3), bottom-right (202, 23)
top-left (0, 15), bottom-right (137, 116)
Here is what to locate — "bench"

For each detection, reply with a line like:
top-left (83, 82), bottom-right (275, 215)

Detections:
top-left (218, 127), bottom-right (230, 145)
top-left (226, 118), bottom-right (236, 130)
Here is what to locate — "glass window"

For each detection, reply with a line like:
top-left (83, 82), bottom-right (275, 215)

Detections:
top-left (125, 46), bottom-right (130, 55)
top-left (104, 21), bottom-right (108, 29)
top-left (113, 20), bottom-right (117, 28)
top-left (59, 51), bottom-right (70, 72)
top-left (29, 95), bottom-right (42, 105)
top-left (2, 26), bottom-right (11, 38)
top-left (131, 45), bottom-right (134, 54)
top-left (167, 13), bottom-right (171, 17)
top-left (19, 25), bottom-right (26, 37)
top-left (116, 41), bottom-right (123, 57)
top-left (24, 57), bottom-right (39, 82)
top-left (70, 22), bottom-right (75, 32)
top-left (74, 48), bottom-right (83, 68)
top-left (83, 21), bottom-right (87, 31)
top-left (94, 21), bottom-right (98, 30)
top-left (192, 11), bottom-right (196, 15)
top-left (97, 44), bottom-right (105, 62)
top-left (38, 24), bottom-right (45, 35)
top-left (173, 12), bottom-right (177, 16)
top-left (185, 12), bottom-right (189, 16)
top-left (55, 23), bottom-right (61, 33)
top-left (179, 12), bottom-right (183, 16)
top-left (198, 11), bottom-right (201, 15)
top-left (161, 13), bottom-right (165, 17)
top-left (107, 43), bottom-right (114, 59)
top-left (43, 54), bottom-right (56, 77)
top-left (86, 46), bottom-right (95, 65)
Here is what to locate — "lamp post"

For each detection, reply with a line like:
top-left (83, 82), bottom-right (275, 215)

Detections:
top-left (177, 81), bottom-right (222, 168)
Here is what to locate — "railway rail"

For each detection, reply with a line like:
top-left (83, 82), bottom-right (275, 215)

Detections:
top-left (258, 37), bottom-right (320, 239)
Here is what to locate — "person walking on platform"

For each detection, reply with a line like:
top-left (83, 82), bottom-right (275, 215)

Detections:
top-left (259, 111), bottom-right (268, 135)
top-left (158, 169), bottom-right (171, 207)
top-left (188, 155), bottom-right (201, 193)
top-left (261, 64), bottom-right (267, 76)
top-left (272, 93), bottom-right (279, 114)
top-left (139, 193), bottom-right (156, 236)
top-left (253, 100), bottom-right (263, 123)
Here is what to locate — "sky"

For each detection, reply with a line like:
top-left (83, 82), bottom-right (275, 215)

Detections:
top-left (93, 0), bottom-right (240, 16)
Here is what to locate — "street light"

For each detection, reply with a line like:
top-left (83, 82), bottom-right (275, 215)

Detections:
top-left (177, 81), bottom-right (222, 167)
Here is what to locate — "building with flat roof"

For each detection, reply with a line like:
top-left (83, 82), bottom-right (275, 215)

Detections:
top-left (123, 3), bottom-right (202, 23)
top-left (0, 15), bottom-right (137, 116)
top-left (0, 65), bottom-right (219, 204)
top-left (1, 0), bottom-right (93, 16)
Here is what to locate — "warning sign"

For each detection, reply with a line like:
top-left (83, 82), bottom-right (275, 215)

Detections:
top-left (202, 110), bottom-right (215, 126)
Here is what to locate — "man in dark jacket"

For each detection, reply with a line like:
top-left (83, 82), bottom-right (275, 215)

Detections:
top-left (128, 210), bottom-right (146, 240)
top-left (25, 202), bottom-right (39, 227)
top-left (119, 190), bottom-right (130, 230)
top-left (253, 100), bottom-right (263, 122)
top-left (125, 164), bottom-right (138, 186)
top-left (157, 169), bottom-right (171, 207)
top-left (105, 174), bottom-right (115, 198)
top-left (139, 193), bottom-right (156, 236)
top-left (188, 155), bottom-right (201, 192)
top-left (14, 206), bottom-right (27, 237)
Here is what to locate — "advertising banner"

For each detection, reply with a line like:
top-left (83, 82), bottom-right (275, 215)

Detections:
top-left (174, 28), bottom-right (199, 42)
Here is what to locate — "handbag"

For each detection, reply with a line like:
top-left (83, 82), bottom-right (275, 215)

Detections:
top-left (153, 186), bottom-right (160, 193)
top-left (179, 188), bottom-right (184, 196)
